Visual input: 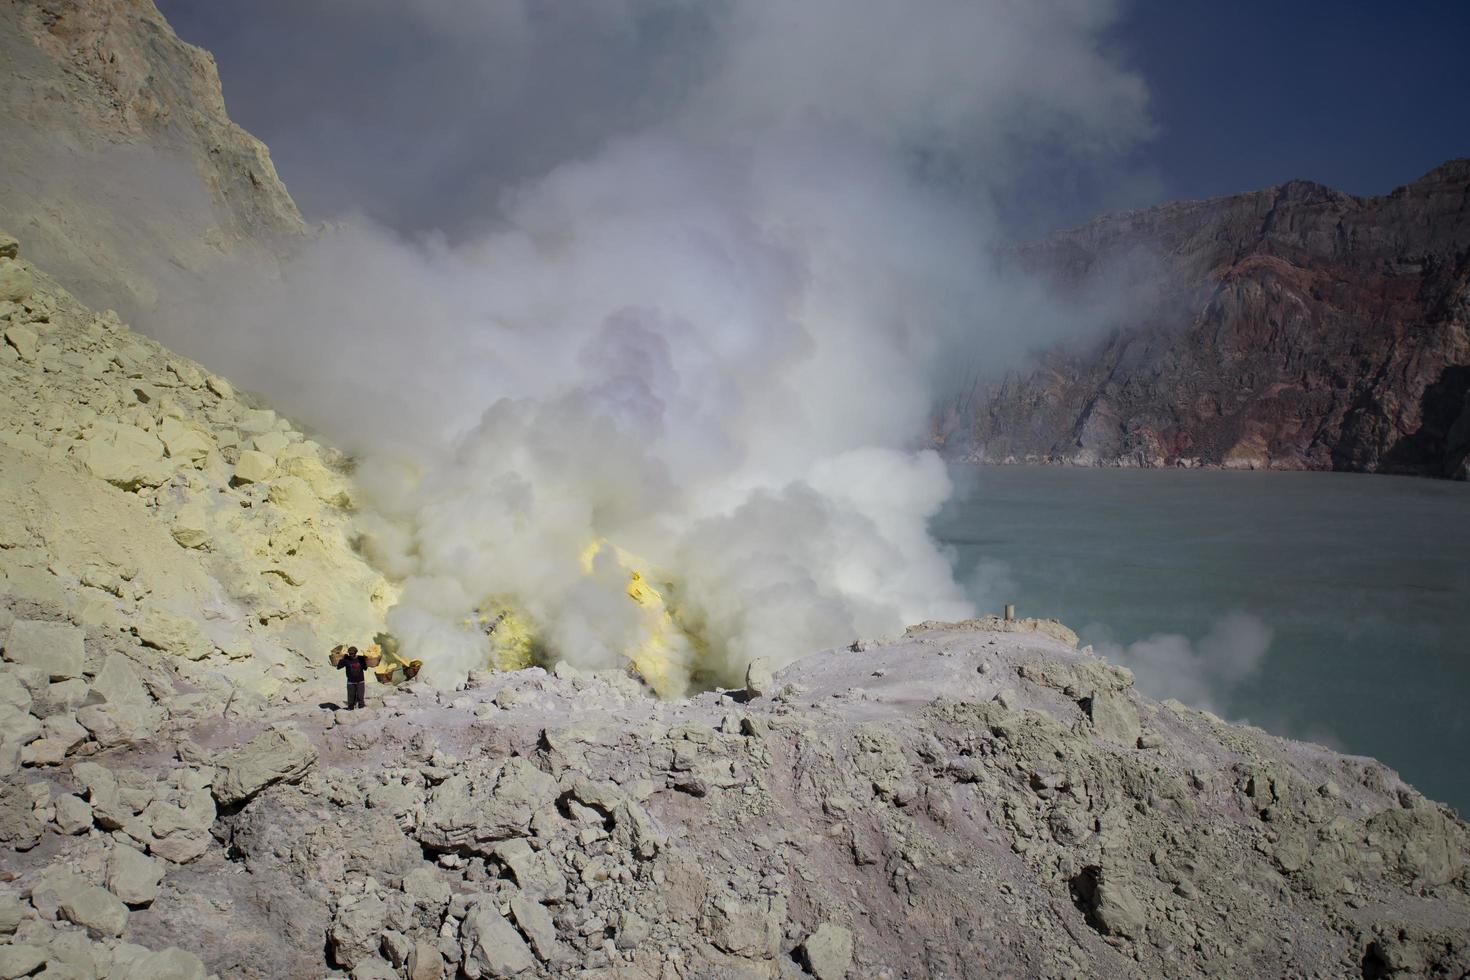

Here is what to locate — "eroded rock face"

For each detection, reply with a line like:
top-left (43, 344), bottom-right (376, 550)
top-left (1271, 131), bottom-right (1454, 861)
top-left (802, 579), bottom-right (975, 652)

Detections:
top-left (0, 0), bottom-right (305, 319)
top-left (0, 232), bottom-right (393, 699)
top-left (951, 161), bottom-right (1470, 479)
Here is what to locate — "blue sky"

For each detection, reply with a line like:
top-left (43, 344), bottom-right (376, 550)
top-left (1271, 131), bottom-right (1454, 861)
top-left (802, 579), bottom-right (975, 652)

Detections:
top-left (160, 0), bottom-right (1469, 235)
top-left (1115, 1), bottom-right (1470, 202)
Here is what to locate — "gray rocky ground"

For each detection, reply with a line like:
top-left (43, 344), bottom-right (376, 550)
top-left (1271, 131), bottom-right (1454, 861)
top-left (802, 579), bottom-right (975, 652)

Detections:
top-left (3, 606), bottom-right (1468, 979)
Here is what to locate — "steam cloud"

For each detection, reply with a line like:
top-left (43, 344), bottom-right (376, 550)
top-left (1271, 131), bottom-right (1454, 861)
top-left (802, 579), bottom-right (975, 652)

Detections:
top-left (1094, 611), bottom-right (1274, 714)
top-left (157, 0), bottom-right (1153, 690)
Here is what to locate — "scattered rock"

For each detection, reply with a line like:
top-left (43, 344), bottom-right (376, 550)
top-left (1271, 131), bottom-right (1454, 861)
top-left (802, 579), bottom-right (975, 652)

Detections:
top-left (744, 657), bottom-right (775, 698)
top-left (108, 845), bottom-right (164, 906)
top-left (212, 725), bottom-right (318, 806)
top-left (800, 923), bottom-right (854, 980)
top-left (2, 620), bottom-right (85, 680)
top-left (461, 899), bottom-right (535, 977)
top-left (59, 884), bottom-right (130, 937)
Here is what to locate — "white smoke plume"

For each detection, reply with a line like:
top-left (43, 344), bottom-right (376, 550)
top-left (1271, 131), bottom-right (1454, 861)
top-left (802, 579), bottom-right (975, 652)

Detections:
top-left (1094, 611), bottom-right (1274, 714)
top-left (157, 0), bottom-right (1154, 690)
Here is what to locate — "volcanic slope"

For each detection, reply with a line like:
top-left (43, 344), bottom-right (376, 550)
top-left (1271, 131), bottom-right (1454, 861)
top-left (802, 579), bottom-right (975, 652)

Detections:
top-left (952, 161), bottom-right (1470, 478)
top-left (0, 228), bottom-right (392, 705)
top-left (3, 592), bottom-right (1468, 978)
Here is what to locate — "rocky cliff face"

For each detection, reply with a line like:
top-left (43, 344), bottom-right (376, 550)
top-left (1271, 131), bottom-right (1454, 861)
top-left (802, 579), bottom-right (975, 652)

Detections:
top-left (1, 229), bottom-right (391, 702)
top-left (0, 0), bottom-right (304, 317)
top-left (954, 162), bottom-right (1470, 478)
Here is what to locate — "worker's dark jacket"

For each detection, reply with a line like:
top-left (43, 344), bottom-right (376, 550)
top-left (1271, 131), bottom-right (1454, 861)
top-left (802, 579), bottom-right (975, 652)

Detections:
top-left (337, 655), bottom-right (368, 683)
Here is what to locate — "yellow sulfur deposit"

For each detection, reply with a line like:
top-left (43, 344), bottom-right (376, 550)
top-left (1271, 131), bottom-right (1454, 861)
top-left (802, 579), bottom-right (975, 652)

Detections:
top-left (462, 601), bottom-right (541, 672)
top-left (582, 540), bottom-right (704, 698)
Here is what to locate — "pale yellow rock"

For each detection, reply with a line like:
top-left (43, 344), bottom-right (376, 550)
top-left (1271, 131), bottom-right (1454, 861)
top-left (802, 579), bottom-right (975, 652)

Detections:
top-left (233, 449), bottom-right (276, 484)
top-left (135, 607), bottom-right (213, 661)
top-left (170, 500), bottom-right (211, 549)
top-left (159, 418), bottom-right (213, 463)
top-left (282, 454), bottom-right (352, 507)
top-left (237, 409), bottom-right (277, 436)
top-left (79, 423), bottom-right (170, 489)
top-left (205, 375), bottom-right (234, 400)
top-left (4, 323), bottom-right (39, 362)
top-left (0, 258), bottom-right (33, 303)
top-left (251, 431), bottom-right (290, 458)
top-left (267, 476), bottom-right (319, 516)
top-left (167, 359), bottom-right (204, 389)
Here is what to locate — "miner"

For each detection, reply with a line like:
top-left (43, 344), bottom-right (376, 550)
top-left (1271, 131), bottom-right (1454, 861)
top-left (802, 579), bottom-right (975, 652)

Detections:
top-left (337, 645), bottom-right (369, 710)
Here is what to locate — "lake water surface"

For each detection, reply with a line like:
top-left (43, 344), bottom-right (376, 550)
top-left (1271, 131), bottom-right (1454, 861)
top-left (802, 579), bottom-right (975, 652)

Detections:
top-left (932, 466), bottom-right (1470, 815)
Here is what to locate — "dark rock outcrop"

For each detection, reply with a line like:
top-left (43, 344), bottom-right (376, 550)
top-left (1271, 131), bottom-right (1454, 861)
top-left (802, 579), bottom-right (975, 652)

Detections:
top-left (952, 161), bottom-right (1470, 478)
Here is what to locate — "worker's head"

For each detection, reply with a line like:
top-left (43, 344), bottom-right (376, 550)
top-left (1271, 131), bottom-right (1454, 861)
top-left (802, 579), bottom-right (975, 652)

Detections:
top-left (348, 646), bottom-right (358, 656)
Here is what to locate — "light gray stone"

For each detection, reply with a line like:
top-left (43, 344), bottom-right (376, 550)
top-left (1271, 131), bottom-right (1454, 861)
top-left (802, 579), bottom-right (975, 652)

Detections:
top-left (213, 725), bottom-right (317, 806)
top-left (2, 620), bottom-right (85, 681)
top-left (54, 793), bottom-right (93, 835)
top-left (744, 657), bottom-right (775, 699)
top-left (59, 884), bottom-right (130, 937)
top-left (460, 899), bottom-right (534, 978)
top-left (801, 923), bottom-right (853, 980)
top-left (108, 844), bottom-right (163, 906)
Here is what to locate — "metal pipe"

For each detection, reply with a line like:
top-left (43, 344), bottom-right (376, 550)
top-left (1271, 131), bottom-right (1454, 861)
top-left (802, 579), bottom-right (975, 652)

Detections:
top-left (1004, 603), bottom-right (1016, 622)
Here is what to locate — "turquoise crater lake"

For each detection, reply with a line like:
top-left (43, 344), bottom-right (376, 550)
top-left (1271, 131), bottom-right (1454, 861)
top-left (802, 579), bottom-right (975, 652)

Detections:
top-left (932, 466), bottom-right (1470, 816)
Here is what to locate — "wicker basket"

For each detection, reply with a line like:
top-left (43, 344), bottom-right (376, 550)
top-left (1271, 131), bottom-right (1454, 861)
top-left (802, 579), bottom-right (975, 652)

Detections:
top-left (327, 645), bottom-right (346, 668)
top-left (403, 660), bottom-right (423, 681)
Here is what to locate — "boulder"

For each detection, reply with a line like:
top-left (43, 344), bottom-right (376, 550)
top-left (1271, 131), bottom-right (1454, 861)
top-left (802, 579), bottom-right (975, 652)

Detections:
top-left (213, 725), bottom-right (318, 806)
top-left (80, 423), bottom-right (171, 489)
top-left (0, 782), bottom-right (43, 850)
top-left (267, 475), bottom-right (320, 516)
top-left (91, 653), bottom-right (151, 705)
top-left (54, 793), bottom-right (93, 835)
top-left (419, 758), bottom-right (558, 854)
top-left (113, 947), bottom-right (208, 980)
top-left (330, 892), bottom-right (387, 970)
top-left (0, 703), bottom-right (42, 747)
top-left (3, 620), bottom-right (85, 680)
top-left (42, 713), bottom-right (89, 751)
top-left (108, 845), bottom-right (163, 906)
top-left (492, 839), bottom-right (566, 901)
top-left (509, 893), bottom-right (558, 961)
top-left (158, 418), bottom-right (213, 463)
top-left (3, 323), bottom-right (37, 362)
top-left (0, 258), bottom-right (32, 303)
top-left (744, 657), bottom-right (775, 699)
top-left (76, 699), bottom-right (164, 748)
top-left (407, 942), bottom-right (446, 980)
top-left (170, 500), bottom-right (211, 549)
top-left (73, 762), bottom-right (131, 830)
top-left (19, 737), bottom-right (68, 766)
top-left (0, 944), bottom-right (46, 980)
top-left (0, 231), bottom-right (17, 258)
top-left (0, 893), bottom-right (22, 935)
top-left (233, 449), bottom-right (277, 484)
top-left (135, 608), bottom-right (213, 661)
top-left (59, 884), bottom-right (130, 937)
top-left (800, 923), bottom-right (854, 980)
top-left (1083, 689), bottom-right (1140, 746)
top-left (205, 375), bottom-right (234, 400)
top-left (1072, 866), bottom-right (1147, 939)
top-left (251, 431), bottom-right (290, 457)
top-left (460, 899), bottom-right (535, 978)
